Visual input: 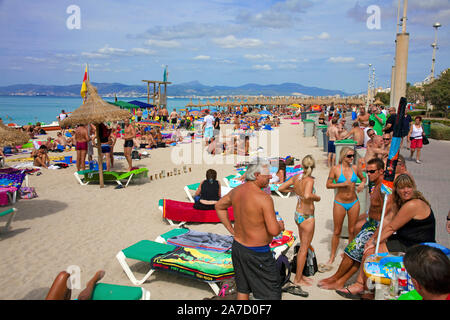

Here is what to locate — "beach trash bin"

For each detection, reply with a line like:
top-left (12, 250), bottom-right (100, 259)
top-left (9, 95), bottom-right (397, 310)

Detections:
top-left (323, 129), bottom-right (329, 152)
top-left (334, 139), bottom-right (357, 166)
top-left (303, 119), bottom-right (315, 137)
top-left (316, 125), bottom-right (328, 148)
top-left (422, 120), bottom-right (431, 137)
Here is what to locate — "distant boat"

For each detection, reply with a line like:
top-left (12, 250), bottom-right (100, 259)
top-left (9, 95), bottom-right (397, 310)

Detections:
top-left (41, 121), bottom-right (61, 131)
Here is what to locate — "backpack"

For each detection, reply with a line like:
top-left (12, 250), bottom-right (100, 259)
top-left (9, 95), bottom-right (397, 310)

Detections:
top-left (99, 123), bottom-right (111, 143)
top-left (276, 253), bottom-right (291, 286)
top-left (131, 150), bottom-right (141, 159)
top-left (19, 186), bottom-right (38, 199)
top-left (290, 244), bottom-right (318, 277)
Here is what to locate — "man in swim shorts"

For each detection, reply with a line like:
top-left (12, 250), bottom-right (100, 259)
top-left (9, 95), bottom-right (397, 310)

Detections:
top-left (74, 124), bottom-right (90, 171)
top-left (123, 119), bottom-right (136, 171)
top-left (215, 157), bottom-right (284, 300)
top-left (326, 118), bottom-right (339, 167)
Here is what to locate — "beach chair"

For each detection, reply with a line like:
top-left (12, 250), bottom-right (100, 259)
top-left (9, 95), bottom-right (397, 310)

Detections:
top-left (46, 271), bottom-right (151, 300)
top-left (117, 228), bottom-right (296, 295)
top-left (0, 208), bottom-right (18, 232)
top-left (183, 182), bottom-right (232, 203)
top-left (74, 168), bottom-right (149, 187)
top-left (158, 198), bottom-right (234, 227)
top-left (116, 239), bottom-right (234, 295)
top-left (224, 174), bottom-right (292, 198)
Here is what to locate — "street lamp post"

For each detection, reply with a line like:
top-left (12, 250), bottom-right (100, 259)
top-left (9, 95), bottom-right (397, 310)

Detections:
top-left (430, 22), bottom-right (441, 81)
top-left (367, 63), bottom-right (372, 108)
top-left (392, 0), bottom-right (409, 109)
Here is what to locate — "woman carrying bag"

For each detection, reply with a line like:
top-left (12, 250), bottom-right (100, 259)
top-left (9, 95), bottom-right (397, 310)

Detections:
top-left (407, 116), bottom-right (427, 164)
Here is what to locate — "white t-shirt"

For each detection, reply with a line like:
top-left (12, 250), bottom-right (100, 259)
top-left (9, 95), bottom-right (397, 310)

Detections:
top-left (363, 127), bottom-right (373, 147)
top-left (59, 113), bottom-right (67, 121)
top-left (204, 115), bottom-right (215, 128)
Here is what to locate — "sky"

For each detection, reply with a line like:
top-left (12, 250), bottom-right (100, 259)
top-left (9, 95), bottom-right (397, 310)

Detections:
top-left (0, 0), bottom-right (449, 94)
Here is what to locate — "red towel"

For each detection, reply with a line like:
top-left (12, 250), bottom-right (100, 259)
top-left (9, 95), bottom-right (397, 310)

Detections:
top-left (163, 199), bottom-right (234, 223)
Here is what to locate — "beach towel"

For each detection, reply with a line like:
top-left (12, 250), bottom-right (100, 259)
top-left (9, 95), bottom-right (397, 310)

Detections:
top-left (162, 199), bottom-right (234, 224)
top-left (151, 246), bottom-right (234, 282)
top-left (166, 230), bottom-right (234, 252)
top-left (0, 172), bottom-right (26, 190)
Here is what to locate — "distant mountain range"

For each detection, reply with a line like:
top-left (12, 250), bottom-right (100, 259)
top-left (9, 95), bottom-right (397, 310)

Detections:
top-left (0, 81), bottom-right (351, 97)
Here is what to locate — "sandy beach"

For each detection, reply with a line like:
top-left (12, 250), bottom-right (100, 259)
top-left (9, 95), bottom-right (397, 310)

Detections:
top-left (0, 119), bottom-right (353, 300)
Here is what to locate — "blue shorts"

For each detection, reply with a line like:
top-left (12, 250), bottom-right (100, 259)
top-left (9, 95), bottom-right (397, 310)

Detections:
top-left (328, 140), bottom-right (336, 154)
top-left (101, 144), bottom-right (111, 153)
top-left (204, 127), bottom-right (214, 139)
top-left (344, 218), bottom-right (379, 262)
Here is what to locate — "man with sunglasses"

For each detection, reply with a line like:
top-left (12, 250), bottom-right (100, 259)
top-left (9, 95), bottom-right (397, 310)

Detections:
top-left (319, 158), bottom-right (385, 297)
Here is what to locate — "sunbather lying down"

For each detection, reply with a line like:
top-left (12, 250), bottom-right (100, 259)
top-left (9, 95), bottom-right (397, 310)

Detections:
top-left (46, 270), bottom-right (105, 300)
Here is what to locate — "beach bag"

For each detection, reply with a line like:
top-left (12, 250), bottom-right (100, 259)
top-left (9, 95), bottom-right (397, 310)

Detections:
top-left (422, 135), bottom-right (429, 145)
top-left (290, 244), bottom-right (318, 277)
top-left (131, 150), bottom-right (141, 160)
top-left (19, 186), bottom-right (38, 199)
top-left (276, 253), bottom-right (291, 286)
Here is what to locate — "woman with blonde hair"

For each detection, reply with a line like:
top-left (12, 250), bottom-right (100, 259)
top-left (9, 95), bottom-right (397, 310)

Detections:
top-left (325, 147), bottom-right (366, 265)
top-left (365, 173), bottom-right (436, 254)
top-left (278, 155), bottom-right (321, 297)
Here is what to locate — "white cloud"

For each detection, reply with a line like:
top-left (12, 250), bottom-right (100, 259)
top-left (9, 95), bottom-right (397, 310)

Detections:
top-left (193, 55), bottom-right (211, 60)
top-left (145, 39), bottom-right (181, 48)
top-left (213, 35), bottom-right (263, 49)
top-left (299, 35), bottom-right (314, 41)
top-left (328, 56), bottom-right (355, 63)
top-left (24, 56), bottom-right (48, 62)
top-left (356, 63), bottom-right (367, 69)
top-left (317, 32), bottom-right (330, 40)
top-left (368, 41), bottom-right (385, 46)
top-left (130, 48), bottom-right (155, 55)
top-left (244, 54), bottom-right (273, 60)
top-left (252, 64), bottom-right (272, 71)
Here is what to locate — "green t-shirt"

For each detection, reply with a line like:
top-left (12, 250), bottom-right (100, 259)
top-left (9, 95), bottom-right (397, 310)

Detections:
top-left (369, 112), bottom-right (386, 135)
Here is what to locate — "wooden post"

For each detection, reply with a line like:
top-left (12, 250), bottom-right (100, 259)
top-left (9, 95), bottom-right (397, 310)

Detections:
top-left (95, 123), bottom-right (105, 188)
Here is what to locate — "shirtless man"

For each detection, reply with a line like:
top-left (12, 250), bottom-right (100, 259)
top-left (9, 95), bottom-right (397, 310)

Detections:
top-left (123, 119), bottom-right (136, 171)
top-left (215, 157), bottom-right (284, 300)
top-left (74, 124), bottom-right (90, 171)
top-left (341, 122), bottom-right (365, 147)
top-left (233, 115), bottom-right (240, 131)
top-left (169, 108), bottom-right (178, 129)
top-left (326, 118), bottom-right (339, 167)
top-left (364, 135), bottom-right (388, 166)
top-left (162, 107), bottom-right (169, 123)
top-left (381, 133), bottom-right (392, 164)
top-left (356, 106), bottom-right (370, 128)
top-left (318, 158), bottom-right (385, 293)
top-left (136, 108), bottom-right (143, 122)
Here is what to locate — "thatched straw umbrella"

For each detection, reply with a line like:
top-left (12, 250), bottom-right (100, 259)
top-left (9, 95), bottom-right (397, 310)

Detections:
top-left (0, 122), bottom-right (30, 148)
top-left (60, 81), bottom-right (132, 188)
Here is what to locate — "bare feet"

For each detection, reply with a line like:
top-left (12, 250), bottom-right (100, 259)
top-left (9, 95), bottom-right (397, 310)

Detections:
top-left (293, 277), bottom-right (313, 287)
top-left (78, 270), bottom-right (105, 300)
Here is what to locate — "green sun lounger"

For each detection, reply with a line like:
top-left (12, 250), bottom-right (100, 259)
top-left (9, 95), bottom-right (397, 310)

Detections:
top-left (0, 208), bottom-right (18, 232)
top-left (74, 168), bottom-right (149, 187)
top-left (91, 283), bottom-right (151, 300)
top-left (116, 238), bottom-right (234, 295)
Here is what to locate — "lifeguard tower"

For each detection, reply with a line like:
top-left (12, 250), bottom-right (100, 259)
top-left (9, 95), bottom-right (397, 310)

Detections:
top-left (141, 80), bottom-right (171, 108)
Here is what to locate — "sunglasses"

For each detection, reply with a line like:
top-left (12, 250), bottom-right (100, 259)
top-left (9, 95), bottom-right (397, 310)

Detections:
top-left (346, 154), bottom-right (355, 158)
top-left (383, 138), bottom-right (391, 141)
top-left (366, 169), bottom-right (378, 174)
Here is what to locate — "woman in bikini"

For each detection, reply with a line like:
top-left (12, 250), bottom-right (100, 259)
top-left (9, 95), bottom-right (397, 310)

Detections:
top-left (326, 147), bottom-right (366, 265)
top-left (278, 155), bottom-right (320, 297)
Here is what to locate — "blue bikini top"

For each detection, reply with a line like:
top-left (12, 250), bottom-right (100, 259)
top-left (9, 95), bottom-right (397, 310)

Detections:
top-left (337, 164), bottom-right (358, 183)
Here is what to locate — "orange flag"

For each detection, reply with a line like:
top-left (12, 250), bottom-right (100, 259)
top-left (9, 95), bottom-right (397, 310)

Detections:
top-left (80, 65), bottom-right (88, 99)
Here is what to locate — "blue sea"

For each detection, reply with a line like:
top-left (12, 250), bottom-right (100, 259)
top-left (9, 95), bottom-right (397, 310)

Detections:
top-left (0, 96), bottom-right (203, 126)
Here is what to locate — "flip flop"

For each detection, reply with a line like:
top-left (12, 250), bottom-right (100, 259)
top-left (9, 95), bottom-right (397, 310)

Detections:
top-left (318, 263), bottom-right (333, 273)
top-left (335, 286), bottom-right (362, 300)
top-left (282, 285), bottom-right (309, 298)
